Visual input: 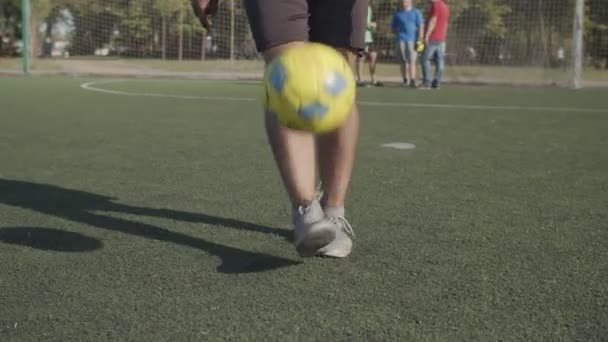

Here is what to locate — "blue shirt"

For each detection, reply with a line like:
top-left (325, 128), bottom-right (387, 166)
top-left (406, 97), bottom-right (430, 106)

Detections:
top-left (391, 8), bottom-right (423, 42)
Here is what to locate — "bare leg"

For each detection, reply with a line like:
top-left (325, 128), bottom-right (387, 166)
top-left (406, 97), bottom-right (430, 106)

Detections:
top-left (356, 56), bottom-right (363, 83)
top-left (263, 42), bottom-right (316, 207)
top-left (400, 62), bottom-right (407, 83)
top-left (317, 50), bottom-right (359, 208)
top-left (409, 60), bottom-right (417, 83)
top-left (368, 51), bottom-right (377, 84)
top-left (317, 109), bottom-right (359, 208)
top-left (405, 63), bottom-right (413, 82)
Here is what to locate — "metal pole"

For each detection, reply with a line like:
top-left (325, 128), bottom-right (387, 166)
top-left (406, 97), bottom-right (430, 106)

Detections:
top-left (230, 0), bottom-right (235, 61)
top-left (571, 0), bottom-right (584, 89)
top-left (21, 0), bottom-right (31, 74)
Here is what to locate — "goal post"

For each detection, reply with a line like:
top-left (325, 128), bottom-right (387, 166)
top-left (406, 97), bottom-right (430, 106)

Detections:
top-left (21, 0), bottom-right (31, 74)
top-left (571, 0), bottom-right (584, 89)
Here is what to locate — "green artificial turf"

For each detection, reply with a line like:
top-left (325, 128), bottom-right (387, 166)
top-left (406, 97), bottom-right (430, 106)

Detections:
top-left (1, 76), bottom-right (607, 340)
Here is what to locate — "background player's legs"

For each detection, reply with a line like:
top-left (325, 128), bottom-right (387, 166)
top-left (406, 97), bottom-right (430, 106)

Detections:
top-left (356, 53), bottom-right (365, 84)
top-left (408, 43), bottom-right (418, 87)
top-left (409, 62), bottom-right (417, 83)
top-left (368, 50), bottom-right (378, 84)
top-left (421, 44), bottom-right (433, 86)
top-left (405, 62), bottom-right (412, 81)
top-left (433, 42), bottom-right (447, 87)
top-left (397, 41), bottom-right (408, 84)
top-left (262, 43), bottom-right (317, 207)
top-left (318, 50), bottom-right (359, 210)
top-left (400, 63), bottom-right (408, 84)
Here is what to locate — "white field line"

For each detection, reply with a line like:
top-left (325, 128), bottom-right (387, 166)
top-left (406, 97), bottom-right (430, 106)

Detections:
top-left (80, 80), bottom-right (257, 102)
top-left (357, 100), bottom-right (607, 113)
top-left (80, 80), bottom-right (608, 114)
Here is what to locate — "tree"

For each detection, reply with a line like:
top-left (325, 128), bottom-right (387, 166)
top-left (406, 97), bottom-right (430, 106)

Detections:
top-left (586, 0), bottom-right (608, 68)
top-left (0, 0), bottom-right (21, 56)
top-left (451, 0), bottom-right (511, 64)
top-left (29, 0), bottom-right (53, 57)
top-left (66, 1), bottom-right (122, 56)
top-left (155, 0), bottom-right (182, 59)
top-left (118, 0), bottom-right (154, 57)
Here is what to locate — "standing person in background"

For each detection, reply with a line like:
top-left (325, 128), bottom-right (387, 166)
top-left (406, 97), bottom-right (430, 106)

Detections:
top-left (421, 0), bottom-right (450, 89)
top-left (357, 3), bottom-right (380, 87)
top-left (391, 0), bottom-right (424, 88)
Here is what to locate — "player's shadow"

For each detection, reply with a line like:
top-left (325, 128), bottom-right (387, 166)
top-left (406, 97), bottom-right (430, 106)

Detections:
top-left (0, 227), bottom-right (103, 252)
top-left (0, 179), bottom-right (298, 274)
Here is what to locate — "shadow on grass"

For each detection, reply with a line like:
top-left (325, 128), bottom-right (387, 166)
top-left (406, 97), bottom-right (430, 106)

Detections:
top-left (0, 179), bottom-right (299, 274)
top-left (0, 227), bottom-right (103, 252)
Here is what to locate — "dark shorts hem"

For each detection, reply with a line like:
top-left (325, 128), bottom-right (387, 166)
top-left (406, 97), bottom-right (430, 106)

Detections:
top-left (245, 0), bottom-right (367, 53)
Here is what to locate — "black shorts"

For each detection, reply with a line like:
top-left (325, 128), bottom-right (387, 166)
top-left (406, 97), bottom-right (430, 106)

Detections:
top-left (244, 0), bottom-right (368, 53)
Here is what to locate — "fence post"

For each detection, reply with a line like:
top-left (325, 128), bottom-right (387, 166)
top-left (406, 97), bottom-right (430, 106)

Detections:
top-left (571, 0), bottom-right (584, 89)
top-left (21, 0), bottom-right (31, 74)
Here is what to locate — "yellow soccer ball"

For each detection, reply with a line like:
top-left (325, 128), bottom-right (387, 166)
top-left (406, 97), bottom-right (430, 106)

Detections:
top-left (416, 41), bottom-right (425, 53)
top-left (263, 43), bottom-right (356, 134)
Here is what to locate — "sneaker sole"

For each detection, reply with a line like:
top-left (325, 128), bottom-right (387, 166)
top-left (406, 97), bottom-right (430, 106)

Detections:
top-left (316, 233), bottom-right (353, 258)
top-left (296, 229), bottom-right (336, 257)
top-left (317, 248), bottom-right (351, 258)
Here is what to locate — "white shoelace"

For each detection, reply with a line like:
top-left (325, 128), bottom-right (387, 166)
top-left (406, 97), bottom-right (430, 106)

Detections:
top-left (328, 216), bottom-right (355, 238)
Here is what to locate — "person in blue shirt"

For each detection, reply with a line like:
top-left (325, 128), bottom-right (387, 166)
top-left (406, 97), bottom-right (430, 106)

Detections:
top-left (391, 0), bottom-right (424, 88)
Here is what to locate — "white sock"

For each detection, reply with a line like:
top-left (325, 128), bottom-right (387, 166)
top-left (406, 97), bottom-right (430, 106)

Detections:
top-left (324, 206), bottom-right (345, 218)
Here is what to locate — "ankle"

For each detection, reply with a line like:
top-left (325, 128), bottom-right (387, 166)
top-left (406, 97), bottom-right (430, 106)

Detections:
top-left (293, 198), bottom-right (316, 211)
top-left (324, 206), bottom-right (345, 218)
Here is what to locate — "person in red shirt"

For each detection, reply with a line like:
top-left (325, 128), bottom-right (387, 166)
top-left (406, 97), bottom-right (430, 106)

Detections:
top-left (421, 0), bottom-right (450, 89)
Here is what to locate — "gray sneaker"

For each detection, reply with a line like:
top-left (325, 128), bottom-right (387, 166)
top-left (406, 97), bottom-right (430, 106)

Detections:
top-left (292, 200), bottom-right (337, 257)
top-left (317, 207), bottom-right (354, 258)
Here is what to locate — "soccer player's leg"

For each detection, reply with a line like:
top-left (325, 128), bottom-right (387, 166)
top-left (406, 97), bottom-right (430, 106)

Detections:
top-left (262, 43), bottom-right (316, 208)
top-left (397, 41), bottom-right (409, 86)
top-left (315, 49), bottom-right (358, 258)
top-left (408, 42), bottom-right (419, 88)
top-left (307, 0), bottom-right (367, 258)
top-left (421, 43), bottom-right (434, 88)
top-left (368, 46), bottom-right (378, 85)
top-left (244, 0), bottom-right (337, 257)
top-left (404, 42), bottom-right (413, 87)
top-left (317, 48), bottom-right (359, 212)
top-left (356, 50), bottom-right (365, 86)
top-left (433, 42), bottom-right (447, 88)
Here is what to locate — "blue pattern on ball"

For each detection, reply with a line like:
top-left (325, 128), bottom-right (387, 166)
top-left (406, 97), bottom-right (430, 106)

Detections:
top-left (269, 62), bottom-right (287, 92)
top-left (325, 72), bottom-right (347, 96)
top-left (299, 102), bottom-right (328, 120)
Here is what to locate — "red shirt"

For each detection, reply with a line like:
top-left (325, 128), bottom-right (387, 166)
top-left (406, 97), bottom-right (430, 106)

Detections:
top-left (427, 0), bottom-right (449, 41)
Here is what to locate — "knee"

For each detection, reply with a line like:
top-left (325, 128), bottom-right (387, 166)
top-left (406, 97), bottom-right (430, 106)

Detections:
top-left (369, 52), bottom-right (378, 63)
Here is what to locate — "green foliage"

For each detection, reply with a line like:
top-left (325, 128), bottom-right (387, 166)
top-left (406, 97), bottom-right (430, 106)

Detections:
top-left (119, 0), bottom-right (153, 44)
top-left (586, 0), bottom-right (608, 68)
top-left (31, 0), bottom-right (52, 20)
top-left (155, 0), bottom-right (183, 17)
top-left (0, 0), bottom-right (21, 56)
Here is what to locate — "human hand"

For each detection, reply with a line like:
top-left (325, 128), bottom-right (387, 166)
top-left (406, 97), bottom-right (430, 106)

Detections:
top-left (191, 0), bottom-right (219, 30)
